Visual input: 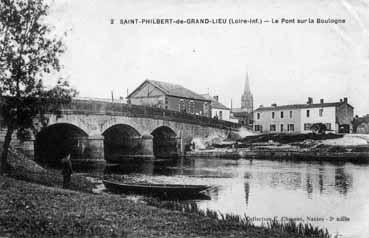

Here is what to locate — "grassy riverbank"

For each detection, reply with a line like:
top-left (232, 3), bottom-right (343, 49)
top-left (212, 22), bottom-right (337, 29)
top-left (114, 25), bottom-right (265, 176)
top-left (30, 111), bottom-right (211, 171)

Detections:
top-left (0, 146), bottom-right (331, 237)
top-left (0, 176), bottom-right (330, 238)
top-left (4, 146), bottom-right (97, 193)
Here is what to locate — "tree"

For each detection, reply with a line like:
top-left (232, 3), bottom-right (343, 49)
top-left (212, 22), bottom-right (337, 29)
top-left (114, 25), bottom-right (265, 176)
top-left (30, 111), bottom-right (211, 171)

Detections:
top-left (0, 0), bottom-right (77, 174)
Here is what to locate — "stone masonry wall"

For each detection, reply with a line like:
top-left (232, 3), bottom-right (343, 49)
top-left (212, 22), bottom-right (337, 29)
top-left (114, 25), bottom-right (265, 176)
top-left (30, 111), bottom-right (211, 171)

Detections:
top-left (336, 103), bottom-right (354, 131)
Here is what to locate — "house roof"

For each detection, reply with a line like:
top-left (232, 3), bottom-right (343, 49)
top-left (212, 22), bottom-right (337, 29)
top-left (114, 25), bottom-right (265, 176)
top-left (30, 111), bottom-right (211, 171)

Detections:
top-left (231, 108), bottom-right (243, 113)
top-left (201, 94), bottom-right (229, 110)
top-left (128, 80), bottom-right (210, 101)
top-left (254, 101), bottom-right (353, 112)
top-left (230, 108), bottom-right (253, 116)
top-left (232, 111), bottom-right (252, 116)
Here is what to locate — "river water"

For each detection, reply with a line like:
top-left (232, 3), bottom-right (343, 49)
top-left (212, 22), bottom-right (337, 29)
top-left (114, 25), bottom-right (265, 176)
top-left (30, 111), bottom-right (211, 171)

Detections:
top-left (104, 158), bottom-right (369, 237)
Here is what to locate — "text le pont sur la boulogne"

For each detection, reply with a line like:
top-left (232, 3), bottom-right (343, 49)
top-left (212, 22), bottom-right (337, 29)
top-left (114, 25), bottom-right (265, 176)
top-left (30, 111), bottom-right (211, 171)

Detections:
top-left (111, 17), bottom-right (346, 25)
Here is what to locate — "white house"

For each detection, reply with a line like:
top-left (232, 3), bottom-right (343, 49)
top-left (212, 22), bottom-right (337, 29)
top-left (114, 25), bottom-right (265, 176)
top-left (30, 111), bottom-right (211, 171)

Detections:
top-left (253, 97), bottom-right (354, 134)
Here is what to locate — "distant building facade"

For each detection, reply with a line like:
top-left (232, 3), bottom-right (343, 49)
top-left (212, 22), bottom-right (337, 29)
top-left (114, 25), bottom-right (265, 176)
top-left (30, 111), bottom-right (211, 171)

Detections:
top-left (201, 94), bottom-right (234, 122)
top-left (253, 97), bottom-right (354, 134)
top-left (230, 73), bottom-right (253, 127)
top-left (127, 80), bottom-right (212, 117)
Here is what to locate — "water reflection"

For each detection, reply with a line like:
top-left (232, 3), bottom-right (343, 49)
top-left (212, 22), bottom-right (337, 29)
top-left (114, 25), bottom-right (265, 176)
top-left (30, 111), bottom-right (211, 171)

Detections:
top-left (102, 158), bottom-right (367, 237)
top-left (105, 159), bottom-right (355, 198)
top-left (306, 173), bottom-right (313, 199)
top-left (334, 167), bottom-right (352, 196)
top-left (319, 168), bottom-right (324, 194)
top-left (244, 182), bottom-right (250, 207)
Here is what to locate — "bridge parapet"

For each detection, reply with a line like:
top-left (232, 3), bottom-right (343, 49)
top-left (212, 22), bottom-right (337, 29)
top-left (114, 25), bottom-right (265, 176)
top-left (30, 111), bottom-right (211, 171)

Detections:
top-left (61, 99), bottom-right (241, 130)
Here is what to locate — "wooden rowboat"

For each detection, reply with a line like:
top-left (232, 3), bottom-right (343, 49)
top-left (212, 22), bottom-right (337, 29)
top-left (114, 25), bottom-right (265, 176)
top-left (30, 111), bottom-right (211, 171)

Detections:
top-left (103, 180), bottom-right (211, 200)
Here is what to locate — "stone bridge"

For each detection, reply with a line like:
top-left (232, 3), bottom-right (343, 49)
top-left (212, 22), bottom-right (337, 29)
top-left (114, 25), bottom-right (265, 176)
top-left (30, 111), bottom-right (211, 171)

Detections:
top-left (11, 99), bottom-right (240, 167)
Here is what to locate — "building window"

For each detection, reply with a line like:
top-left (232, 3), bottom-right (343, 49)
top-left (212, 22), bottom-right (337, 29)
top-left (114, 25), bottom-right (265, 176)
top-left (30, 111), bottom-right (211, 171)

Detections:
top-left (257, 113), bottom-right (260, 120)
top-left (270, 124), bottom-right (276, 131)
top-left (288, 124), bottom-right (294, 132)
top-left (203, 102), bottom-right (209, 116)
top-left (304, 123), bottom-right (312, 131)
top-left (280, 111), bottom-right (284, 118)
top-left (280, 124), bottom-right (284, 132)
top-left (254, 125), bottom-right (263, 132)
top-left (289, 111), bottom-right (293, 118)
top-left (190, 100), bottom-right (194, 113)
top-left (165, 97), bottom-right (169, 110)
top-left (325, 123), bottom-right (331, 130)
top-left (306, 110), bottom-right (310, 117)
top-left (272, 112), bottom-right (275, 119)
top-left (319, 109), bottom-right (323, 117)
top-left (179, 99), bottom-right (186, 112)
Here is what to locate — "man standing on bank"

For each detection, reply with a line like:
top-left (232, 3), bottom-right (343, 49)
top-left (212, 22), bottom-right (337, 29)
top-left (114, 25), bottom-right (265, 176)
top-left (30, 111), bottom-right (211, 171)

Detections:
top-left (61, 153), bottom-right (73, 189)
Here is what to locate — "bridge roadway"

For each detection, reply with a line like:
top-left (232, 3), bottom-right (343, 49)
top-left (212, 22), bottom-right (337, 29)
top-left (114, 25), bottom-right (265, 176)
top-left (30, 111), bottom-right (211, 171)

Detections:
top-left (9, 98), bottom-right (240, 167)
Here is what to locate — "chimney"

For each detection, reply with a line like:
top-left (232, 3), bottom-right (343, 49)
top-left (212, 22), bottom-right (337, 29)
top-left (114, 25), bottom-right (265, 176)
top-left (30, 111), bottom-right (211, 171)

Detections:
top-left (259, 104), bottom-right (264, 108)
top-left (307, 97), bottom-right (313, 104)
top-left (320, 99), bottom-right (324, 104)
top-left (340, 99), bottom-right (343, 102)
top-left (213, 95), bottom-right (219, 102)
top-left (271, 103), bottom-right (277, 107)
top-left (343, 97), bottom-right (348, 103)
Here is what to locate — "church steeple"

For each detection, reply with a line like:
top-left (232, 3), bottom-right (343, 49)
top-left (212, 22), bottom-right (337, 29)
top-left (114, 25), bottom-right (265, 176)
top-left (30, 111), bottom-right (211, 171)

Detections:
top-left (244, 72), bottom-right (251, 94)
top-left (241, 72), bottom-right (253, 113)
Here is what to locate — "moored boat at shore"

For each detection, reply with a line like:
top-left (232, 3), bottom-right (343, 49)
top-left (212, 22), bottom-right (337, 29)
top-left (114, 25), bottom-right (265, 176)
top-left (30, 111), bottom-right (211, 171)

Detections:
top-left (103, 180), bottom-right (211, 200)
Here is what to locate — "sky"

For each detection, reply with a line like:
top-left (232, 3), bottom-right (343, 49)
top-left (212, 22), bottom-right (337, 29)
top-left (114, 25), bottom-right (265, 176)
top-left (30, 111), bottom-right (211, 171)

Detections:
top-left (47, 0), bottom-right (369, 115)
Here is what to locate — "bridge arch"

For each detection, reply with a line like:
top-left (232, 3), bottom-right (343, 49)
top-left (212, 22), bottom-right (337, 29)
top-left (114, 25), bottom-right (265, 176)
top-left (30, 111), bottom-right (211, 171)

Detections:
top-left (102, 124), bottom-right (142, 162)
top-left (151, 126), bottom-right (178, 158)
top-left (35, 123), bottom-right (89, 167)
top-left (100, 117), bottom-right (144, 135)
top-left (47, 116), bottom-right (95, 136)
